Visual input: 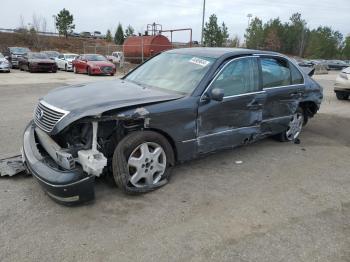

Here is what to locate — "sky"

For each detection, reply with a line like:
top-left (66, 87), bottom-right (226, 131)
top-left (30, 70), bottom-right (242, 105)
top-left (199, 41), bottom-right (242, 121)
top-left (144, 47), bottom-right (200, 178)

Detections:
top-left (1, 0), bottom-right (349, 42)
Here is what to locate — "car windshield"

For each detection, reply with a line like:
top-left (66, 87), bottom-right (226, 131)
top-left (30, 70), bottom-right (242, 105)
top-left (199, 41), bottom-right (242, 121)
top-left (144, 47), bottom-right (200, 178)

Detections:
top-left (85, 55), bottom-right (107, 61)
top-left (125, 53), bottom-right (215, 94)
top-left (29, 53), bottom-right (49, 59)
top-left (43, 51), bottom-right (60, 58)
top-left (65, 55), bottom-right (77, 59)
top-left (10, 47), bottom-right (30, 54)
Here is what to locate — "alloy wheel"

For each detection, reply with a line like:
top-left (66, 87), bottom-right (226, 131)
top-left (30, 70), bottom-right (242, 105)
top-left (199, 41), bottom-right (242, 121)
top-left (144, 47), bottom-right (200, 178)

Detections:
top-left (127, 142), bottom-right (167, 188)
top-left (286, 112), bottom-right (304, 140)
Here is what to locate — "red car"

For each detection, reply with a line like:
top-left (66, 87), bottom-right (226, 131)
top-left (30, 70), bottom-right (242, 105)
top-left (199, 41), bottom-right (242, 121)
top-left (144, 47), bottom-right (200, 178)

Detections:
top-left (72, 54), bottom-right (116, 76)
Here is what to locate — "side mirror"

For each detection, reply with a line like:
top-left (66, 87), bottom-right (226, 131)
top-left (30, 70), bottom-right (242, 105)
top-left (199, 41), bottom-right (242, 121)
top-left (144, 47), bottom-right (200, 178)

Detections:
top-left (210, 88), bottom-right (224, 102)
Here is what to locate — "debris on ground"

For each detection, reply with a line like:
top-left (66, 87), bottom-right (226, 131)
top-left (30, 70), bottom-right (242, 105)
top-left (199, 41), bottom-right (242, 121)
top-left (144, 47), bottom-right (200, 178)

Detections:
top-left (235, 160), bottom-right (243, 165)
top-left (0, 155), bottom-right (26, 177)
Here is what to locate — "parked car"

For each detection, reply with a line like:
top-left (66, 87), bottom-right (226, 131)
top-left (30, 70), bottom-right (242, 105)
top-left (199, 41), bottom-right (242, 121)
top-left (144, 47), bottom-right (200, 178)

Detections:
top-left (326, 60), bottom-right (349, 70)
top-left (93, 31), bottom-right (105, 39)
top-left (80, 32), bottom-right (92, 38)
top-left (18, 52), bottom-right (57, 73)
top-left (0, 52), bottom-right (10, 72)
top-left (334, 67), bottom-right (350, 100)
top-left (23, 48), bottom-right (323, 204)
top-left (72, 54), bottom-right (116, 76)
top-left (4, 47), bottom-right (31, 68)
top-left (111, 51), bottom-right (124, 64)
top-left (41, 51), bottom-right (61, 60)
top-left (55, 53), bottom-right (78, 71)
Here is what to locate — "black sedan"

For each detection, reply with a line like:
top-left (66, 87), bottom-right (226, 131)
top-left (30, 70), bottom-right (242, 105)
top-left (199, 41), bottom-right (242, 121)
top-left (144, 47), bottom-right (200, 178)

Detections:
top-left (22, 48), bottom-right (323, 204)
top-left (18, 52), bottom-right (57, 73)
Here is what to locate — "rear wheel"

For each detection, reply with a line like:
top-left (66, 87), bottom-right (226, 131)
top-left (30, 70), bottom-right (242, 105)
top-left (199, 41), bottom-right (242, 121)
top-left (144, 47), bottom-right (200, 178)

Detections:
top-left (336, 92), bottom-right (349, 100)
top-left (276, 107), bottom-right (304, 142)
top-left (112, 131), bottom-right (175, 194)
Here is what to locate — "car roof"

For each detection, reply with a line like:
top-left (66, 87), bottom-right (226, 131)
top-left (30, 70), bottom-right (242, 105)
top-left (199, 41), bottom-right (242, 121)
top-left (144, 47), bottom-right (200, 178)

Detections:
top-left (165, 47), bottom-right (279, 59)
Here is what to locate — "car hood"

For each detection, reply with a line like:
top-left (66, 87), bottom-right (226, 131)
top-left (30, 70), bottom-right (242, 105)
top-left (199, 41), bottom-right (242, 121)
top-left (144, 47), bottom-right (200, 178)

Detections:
top-left (29, 59), bottom-right (55, 63)
top-left (0, 58), bottom-right (8, 63)
top-left (88, 61), bottom-right (114, 67)
top-left (42, 79), bottom-right (184, 134)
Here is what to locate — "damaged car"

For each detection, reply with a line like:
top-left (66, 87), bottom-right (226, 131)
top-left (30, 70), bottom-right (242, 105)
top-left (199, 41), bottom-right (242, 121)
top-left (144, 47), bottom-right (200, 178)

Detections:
top-left (22, 48), bottom-right (323, 204)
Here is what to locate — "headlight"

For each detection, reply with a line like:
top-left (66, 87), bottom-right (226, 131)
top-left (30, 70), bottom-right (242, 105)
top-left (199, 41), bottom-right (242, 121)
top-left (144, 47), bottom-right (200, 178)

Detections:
top-left (340, 72), bottom-right (348, 80)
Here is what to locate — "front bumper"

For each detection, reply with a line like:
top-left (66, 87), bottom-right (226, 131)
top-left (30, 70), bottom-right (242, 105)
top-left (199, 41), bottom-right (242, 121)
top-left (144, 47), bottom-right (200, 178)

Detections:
top-left (23, 122), bottom-right (95, 205)
top-left (31, 64), bottom-right (57, 72)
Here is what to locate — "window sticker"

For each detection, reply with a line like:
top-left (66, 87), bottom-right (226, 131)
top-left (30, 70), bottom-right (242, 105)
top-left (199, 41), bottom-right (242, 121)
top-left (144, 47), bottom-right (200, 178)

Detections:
top-left (189, 57), bottom-right (210, 67)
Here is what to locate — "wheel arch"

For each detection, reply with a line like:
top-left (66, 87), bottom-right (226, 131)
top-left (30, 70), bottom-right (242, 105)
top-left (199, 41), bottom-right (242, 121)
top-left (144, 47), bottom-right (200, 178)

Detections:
top-left (144, 127), bottom-right (178, 164)
top-left (299, 100), bottom-right (319, 118)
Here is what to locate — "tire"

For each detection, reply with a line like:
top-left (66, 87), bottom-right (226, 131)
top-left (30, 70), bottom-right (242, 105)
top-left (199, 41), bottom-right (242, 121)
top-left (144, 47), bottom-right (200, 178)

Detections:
top-left (65, 64), bottom-right (67, 71)
top-left (110, 73), bottom-right (115, 76)
top-left (336, 92), bottom-right (349, 100)
top-left (87, 67), bottom-right (92, 76)
top-left (112, 131), bottom-right (175, 194)
top-left (28, 64), bottom-right (34, 73)
top-left (275, 107), bottom-right (305, 142)
top-left (52, 69), bottom-right (57, 73)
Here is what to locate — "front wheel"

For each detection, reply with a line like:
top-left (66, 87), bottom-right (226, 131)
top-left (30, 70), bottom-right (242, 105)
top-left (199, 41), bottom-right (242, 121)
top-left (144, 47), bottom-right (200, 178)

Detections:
top-left (336, 92), bottom-right (349, 100)
top-left (276, 107), bottom-right (305, 142)
top-left (112, 131), bottom-right (175, 194)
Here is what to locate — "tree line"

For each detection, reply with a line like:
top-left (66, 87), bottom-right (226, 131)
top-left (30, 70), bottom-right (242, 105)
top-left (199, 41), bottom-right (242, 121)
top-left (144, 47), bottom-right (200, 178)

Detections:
top-left (203, 13), bottom-right (350, 59)
top-left (54, 9), bottom-right (135, 45)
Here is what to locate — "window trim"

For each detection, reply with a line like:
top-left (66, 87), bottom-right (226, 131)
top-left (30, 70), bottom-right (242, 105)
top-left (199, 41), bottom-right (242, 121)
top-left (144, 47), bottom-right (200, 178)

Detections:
top-left (200, 55), bottom-right (262, 101)
top-left (256, 54), bottom-right (305, 90)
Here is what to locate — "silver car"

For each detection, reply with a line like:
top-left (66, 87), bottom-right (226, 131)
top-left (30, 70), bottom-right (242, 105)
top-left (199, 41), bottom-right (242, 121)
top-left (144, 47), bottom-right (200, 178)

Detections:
top-left (0, 53), bottom-right (10, 72)
top-left (334, 67), bottom-right (350, 100)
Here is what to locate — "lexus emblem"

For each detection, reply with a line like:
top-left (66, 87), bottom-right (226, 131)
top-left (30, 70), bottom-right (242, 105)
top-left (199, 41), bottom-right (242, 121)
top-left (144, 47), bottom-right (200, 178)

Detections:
top-left (38, 109), bottom-right (44, 120)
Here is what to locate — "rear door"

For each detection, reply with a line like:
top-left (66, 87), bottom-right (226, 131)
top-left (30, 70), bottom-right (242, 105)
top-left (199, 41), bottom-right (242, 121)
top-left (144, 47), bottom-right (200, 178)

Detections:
top-left (259, 56), bottom-right (305, 135)
top-left (197, 56), bottom-right (266, 154)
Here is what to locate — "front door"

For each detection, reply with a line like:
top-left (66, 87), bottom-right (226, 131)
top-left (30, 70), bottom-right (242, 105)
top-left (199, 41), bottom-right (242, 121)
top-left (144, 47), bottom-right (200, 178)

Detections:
top-left (197, 56), bottom-right (266, 154)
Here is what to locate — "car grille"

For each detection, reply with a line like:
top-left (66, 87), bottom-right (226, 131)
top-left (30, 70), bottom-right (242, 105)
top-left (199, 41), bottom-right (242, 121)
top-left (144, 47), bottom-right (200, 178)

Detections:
top-left (38, 63), bottom-right (53, 67)
top-left (101, 66), bottom-right (113, 74)
top-left (34, 101), bottom-right (68, 133)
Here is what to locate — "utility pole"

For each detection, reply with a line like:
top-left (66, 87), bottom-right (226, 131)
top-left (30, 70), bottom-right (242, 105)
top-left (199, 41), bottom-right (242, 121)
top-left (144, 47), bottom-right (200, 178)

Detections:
top-left (52, 15), bottom-right (56, 34)
top-left (247, 14), bottom-right (252, 28)
top-left (201, 0), bottom-right (206, 46)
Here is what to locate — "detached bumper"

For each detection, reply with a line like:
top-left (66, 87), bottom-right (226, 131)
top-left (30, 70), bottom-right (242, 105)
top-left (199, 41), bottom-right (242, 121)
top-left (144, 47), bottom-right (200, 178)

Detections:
top-left (23, 122), bottom-right (95, 205)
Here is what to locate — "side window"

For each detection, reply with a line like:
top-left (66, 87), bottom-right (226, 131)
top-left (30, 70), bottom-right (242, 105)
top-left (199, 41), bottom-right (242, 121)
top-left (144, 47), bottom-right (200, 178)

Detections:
top-left (261, 58), bottom-right (291, 88)
top-left (212, 57), bottom-right (260, 97)
top-left (289, 62), bottom-right (304, 84)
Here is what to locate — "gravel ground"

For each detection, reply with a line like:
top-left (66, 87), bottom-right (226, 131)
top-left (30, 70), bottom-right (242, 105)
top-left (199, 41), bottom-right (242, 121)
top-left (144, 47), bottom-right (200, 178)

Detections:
top-left (0, 70), bottom-right (349, 262)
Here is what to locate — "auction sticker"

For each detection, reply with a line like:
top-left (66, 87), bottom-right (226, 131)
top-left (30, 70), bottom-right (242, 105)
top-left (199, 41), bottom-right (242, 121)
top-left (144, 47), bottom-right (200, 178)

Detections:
top-left (189, 57), bottom-right (210, 67)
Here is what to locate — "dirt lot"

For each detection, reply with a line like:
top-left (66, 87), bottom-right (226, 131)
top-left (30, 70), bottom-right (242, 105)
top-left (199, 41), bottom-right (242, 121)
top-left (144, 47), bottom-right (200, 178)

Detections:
top-left (0, 70), bottom-right (349, 262)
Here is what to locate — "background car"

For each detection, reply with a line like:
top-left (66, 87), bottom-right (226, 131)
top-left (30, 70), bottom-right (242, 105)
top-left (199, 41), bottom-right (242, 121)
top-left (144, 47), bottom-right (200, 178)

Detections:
top-left (111, 51), bottom-right (124, 64)
top-left (72, 54), bottom-right (116, 76)
top-left (3, 47), bottom-right (31, 68)
top-left (326, 60), bottom-right (349, 70)
top-left (41, 51), bottom-right (61, 60)
top-left (18, 52), bottom-right (57, 73)
top-left (334, 67), bottom-right (350, 100)
top-left (0, 52), bottom-right (10, 73)
top-left (55, 53), bottom-right (78, 71)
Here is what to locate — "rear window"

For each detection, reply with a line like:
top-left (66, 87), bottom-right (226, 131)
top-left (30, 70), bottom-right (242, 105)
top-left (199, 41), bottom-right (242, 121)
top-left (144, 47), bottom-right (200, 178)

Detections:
top-left (261, 58), bottom-right (291, 88)
top-left (289, 62), bottom-right (304, 85)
